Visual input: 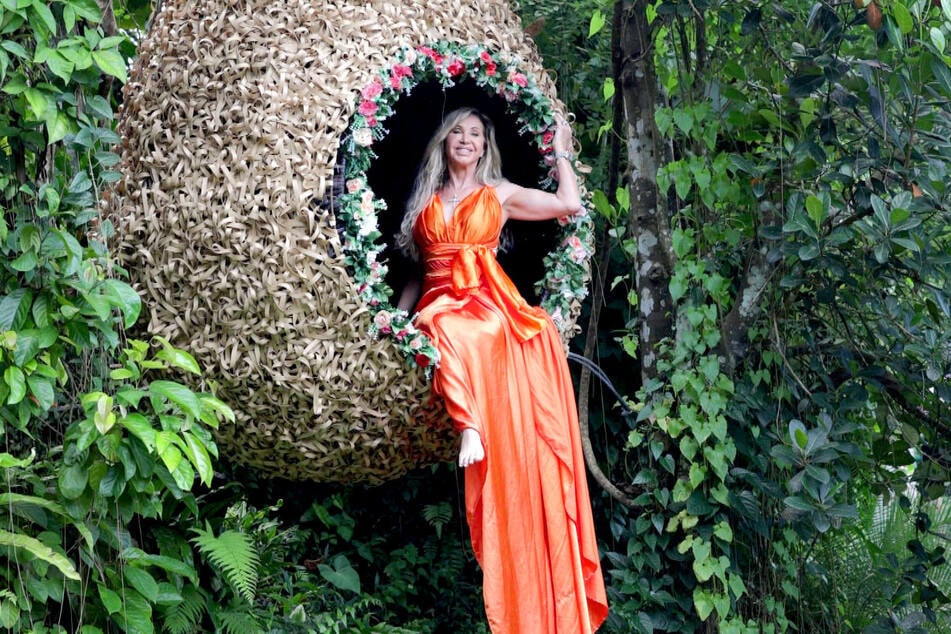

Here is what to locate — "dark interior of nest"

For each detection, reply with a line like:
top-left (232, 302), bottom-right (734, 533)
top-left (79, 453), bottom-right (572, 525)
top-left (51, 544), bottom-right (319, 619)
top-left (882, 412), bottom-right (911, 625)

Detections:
top-left (337, 78), bottom-right (560, 310)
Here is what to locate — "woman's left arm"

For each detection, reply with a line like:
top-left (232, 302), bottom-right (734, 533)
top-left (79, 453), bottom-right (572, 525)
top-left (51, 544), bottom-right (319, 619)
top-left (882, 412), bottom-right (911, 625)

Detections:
top-left (502, 119), bottom-right (581, 222)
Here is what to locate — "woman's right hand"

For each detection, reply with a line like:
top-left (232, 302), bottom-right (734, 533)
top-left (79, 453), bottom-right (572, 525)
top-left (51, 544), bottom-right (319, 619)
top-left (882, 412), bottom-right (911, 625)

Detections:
top-left (552, 116), bottom-right (574, 155)
top-left (458, 428), bottom-right (485, 467)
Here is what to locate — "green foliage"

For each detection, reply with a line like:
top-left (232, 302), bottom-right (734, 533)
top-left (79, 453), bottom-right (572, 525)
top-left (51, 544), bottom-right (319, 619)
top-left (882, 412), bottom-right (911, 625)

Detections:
top-left (527, 0), bottom-right (951, 632)
top-left (190, 524), bottom-right (260, 604)
top-left (0, 2), bottom-right (248, 632)
top-left (805, 490), bottom-right (951, 632)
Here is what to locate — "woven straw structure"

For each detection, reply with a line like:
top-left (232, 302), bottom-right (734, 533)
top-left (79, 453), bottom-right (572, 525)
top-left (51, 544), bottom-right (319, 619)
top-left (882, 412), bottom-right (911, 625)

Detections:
top-left (106, 0), bottom-right (580, 484)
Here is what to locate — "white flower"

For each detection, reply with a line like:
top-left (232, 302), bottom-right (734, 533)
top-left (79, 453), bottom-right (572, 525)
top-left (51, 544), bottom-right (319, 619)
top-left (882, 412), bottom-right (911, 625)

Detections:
top-left (358, 215), bottom-right (376, 236)
top-left (353, 127), bottom-right (373, 147)
top-left (402, 48), bottom-right (417, 66)
top-left (346, 178), bottom-right (364, 193)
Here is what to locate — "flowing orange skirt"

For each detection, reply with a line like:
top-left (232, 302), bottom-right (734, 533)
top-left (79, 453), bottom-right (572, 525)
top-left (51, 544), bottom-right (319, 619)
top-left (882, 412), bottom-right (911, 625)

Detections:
top-left (414, 187), bottom-right (608, 633)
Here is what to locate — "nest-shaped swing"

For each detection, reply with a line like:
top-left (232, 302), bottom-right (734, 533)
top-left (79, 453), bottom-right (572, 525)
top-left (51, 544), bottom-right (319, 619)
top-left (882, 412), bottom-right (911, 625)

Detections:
top-left (106, 0), bottom-right (594, 484)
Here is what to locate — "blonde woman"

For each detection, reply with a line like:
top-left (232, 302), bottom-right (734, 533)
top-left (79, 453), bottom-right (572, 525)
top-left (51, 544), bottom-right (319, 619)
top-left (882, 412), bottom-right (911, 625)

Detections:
top-left (399, 107), bottom-right (608, 633)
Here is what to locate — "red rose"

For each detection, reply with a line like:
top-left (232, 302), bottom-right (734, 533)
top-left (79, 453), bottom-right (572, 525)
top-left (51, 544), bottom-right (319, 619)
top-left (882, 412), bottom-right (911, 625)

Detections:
top-left (542, 129), bottom-right (555, 146)
top-left (447, 58), bottom-right (465, 76)
top-left (415, 353), bottom-right (431, 368)
top-left (485, 62), bottom-right (497, 76)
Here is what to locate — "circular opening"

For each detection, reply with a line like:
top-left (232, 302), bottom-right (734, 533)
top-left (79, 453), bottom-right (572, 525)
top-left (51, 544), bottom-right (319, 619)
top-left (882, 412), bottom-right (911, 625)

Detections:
top-left (365, 78), bottom-right (559, 306)
top-left (331, 43), bottom-right (595, 371)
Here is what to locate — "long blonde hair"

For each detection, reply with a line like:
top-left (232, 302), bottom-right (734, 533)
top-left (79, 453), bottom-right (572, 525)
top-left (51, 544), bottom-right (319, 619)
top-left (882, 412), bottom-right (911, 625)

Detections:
top-left (397, 108), bottom-right (503, 258)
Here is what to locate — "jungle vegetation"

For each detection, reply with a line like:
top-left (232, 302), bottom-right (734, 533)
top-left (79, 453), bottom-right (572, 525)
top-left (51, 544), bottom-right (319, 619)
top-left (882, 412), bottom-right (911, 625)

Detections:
top-left (1, 0), bottom-right (949, 632)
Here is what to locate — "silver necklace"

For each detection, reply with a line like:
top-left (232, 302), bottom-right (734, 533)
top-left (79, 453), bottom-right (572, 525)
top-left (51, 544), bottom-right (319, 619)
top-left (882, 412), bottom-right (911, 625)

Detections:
top-left (447, 180), bottom-right (474, 207)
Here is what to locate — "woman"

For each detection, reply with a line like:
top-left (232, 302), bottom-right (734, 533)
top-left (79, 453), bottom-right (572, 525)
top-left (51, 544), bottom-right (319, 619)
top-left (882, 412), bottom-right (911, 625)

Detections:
top-left (398, 107), bottom-right (608, 633)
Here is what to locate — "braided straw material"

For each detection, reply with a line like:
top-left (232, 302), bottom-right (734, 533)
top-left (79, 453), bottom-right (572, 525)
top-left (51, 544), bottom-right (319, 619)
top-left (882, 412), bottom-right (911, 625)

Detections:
top-left (106, 0), bottom-right (579, 484)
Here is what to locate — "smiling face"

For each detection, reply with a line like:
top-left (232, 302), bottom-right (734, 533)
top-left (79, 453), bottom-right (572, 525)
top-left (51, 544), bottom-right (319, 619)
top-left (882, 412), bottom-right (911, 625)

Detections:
top-left (444, 114), bottom-right (486, 170)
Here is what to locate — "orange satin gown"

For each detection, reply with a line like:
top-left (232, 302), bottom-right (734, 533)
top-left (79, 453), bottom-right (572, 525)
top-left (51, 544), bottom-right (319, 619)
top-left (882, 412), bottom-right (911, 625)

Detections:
top-left (413, 185), bottom-right (608, 633)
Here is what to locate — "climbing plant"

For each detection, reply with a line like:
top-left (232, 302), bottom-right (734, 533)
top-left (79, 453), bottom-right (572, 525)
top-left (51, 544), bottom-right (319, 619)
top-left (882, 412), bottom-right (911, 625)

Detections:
top-left (526, 0), bottom-right (951, 631)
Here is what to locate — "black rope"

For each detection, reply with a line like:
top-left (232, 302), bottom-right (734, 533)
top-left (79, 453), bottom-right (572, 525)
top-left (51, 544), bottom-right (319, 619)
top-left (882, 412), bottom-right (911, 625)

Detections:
top-left (566, 351), bottom-right (635, 418)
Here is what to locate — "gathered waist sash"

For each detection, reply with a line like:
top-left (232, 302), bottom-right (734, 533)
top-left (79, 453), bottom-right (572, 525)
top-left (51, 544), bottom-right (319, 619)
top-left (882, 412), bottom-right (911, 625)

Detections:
top-left (421, 242), bottom-right (547, 342)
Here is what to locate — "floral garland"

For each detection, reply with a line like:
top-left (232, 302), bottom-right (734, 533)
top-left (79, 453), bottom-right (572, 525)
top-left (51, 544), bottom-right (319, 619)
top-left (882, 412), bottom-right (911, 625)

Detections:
top-left (336, 42), bottom-right (594, 375)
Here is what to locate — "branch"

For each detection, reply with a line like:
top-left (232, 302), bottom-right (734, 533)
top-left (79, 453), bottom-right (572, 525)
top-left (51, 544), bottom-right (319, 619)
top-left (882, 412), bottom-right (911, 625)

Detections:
top-left (576, 232), bottom-right (640, 509)
top-left (718, 241), bottom-right (780, 374)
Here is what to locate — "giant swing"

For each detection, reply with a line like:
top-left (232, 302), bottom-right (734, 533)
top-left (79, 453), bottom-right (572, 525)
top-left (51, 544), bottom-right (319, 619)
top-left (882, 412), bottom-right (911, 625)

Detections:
top-left (106, 0), bottom-right (594, 484)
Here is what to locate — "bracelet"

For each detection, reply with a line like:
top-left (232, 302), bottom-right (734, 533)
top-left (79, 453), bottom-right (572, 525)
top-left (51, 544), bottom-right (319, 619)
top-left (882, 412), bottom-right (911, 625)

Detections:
top-left (554, 151), bottom-right (573, 161)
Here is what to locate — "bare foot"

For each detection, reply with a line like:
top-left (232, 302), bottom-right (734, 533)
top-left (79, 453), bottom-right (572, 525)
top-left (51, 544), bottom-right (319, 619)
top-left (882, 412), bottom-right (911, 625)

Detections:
top-left (458, 428), bottom-right (485, 467)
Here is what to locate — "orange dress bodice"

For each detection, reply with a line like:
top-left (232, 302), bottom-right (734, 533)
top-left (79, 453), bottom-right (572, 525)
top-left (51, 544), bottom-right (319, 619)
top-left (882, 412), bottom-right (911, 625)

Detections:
top-left (413, 186), bottom-right (608, 633)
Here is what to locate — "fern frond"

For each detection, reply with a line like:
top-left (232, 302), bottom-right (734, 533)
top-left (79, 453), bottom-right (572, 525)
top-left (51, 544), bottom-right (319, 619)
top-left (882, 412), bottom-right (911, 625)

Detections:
top-left (161, 584), bottom-right (206, 634)
top-left (215, 606), bottom-right (261, 634)
top-left (191, 523), bottom-right (259, 603)
top-left (422, 502), bottom-right (452, 538)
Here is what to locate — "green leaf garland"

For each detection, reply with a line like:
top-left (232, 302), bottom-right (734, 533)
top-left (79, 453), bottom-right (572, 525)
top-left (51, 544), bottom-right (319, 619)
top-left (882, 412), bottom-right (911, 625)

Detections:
top-left (338, 42), bottom-right (594, 373)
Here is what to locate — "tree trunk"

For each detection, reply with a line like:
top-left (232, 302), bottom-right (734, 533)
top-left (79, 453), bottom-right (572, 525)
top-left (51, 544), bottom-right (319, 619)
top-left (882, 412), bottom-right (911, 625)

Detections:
top-left (619, 1), bottom-right (673, 382)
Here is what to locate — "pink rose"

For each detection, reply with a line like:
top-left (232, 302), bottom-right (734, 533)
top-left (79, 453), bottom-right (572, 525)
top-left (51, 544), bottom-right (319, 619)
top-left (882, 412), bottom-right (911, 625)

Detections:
top-left (361, 79), bottom-right (383, 100)
top-left (509, 71), bottom-right (528, 87)
top-left (447, 58), bottom-right (465, 76)
top-left (564, 235), bottom-right (587, 262)
top-left (395, 329), bottom-right (409, 341)
top-left (358, 100), bottom-right (378, 117)
top-left (365, 115), bottom-right (377, 128)
top-left (374, 311), bottom-right (392, 333)
top-left (392, 63), bottom-right (413, 79)
top-left (389, 73), bottom-right (402, 90)
top-left (409, 336), bottom-right (424, 350)
top-left (417, 46), bottom-right (443, 64)
top-left (346, 178), bottom-right (363, 194)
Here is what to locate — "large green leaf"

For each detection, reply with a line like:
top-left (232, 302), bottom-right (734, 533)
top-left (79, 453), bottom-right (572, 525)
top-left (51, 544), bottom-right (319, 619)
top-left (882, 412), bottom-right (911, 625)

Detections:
top-left (180, 431), bottom-right (214, 487)
top-left (0, 529), bottom-right (80, 580)
top-left (317, 554), bottom-right (361, 594)
top-left (124, 566), bottom-right (159, 603)
top-left (0, 492), bottom-right (93, 548)
top-left (149, 381), bottom-right (202, 419)
top-left (101, 279), bottom-right (141, 328)
top-left (91, 49), bottom-right (127, 82)
top-left (0, 289), bottom-right (31, 330)
top-left (122, 547), bottom-right (198, 585)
